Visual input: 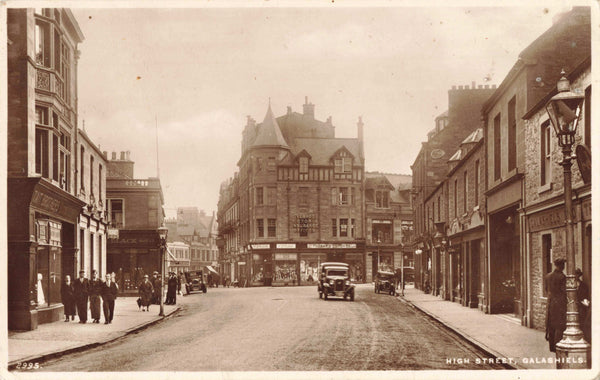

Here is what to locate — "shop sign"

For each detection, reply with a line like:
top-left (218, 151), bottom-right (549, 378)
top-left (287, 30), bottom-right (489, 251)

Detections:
top-left (107, 228), bottom-right (119, 240)
top-left (276, 243), bottom-right (296, 249)
top-left (274, 253), bottom-right (297, 260)
top-left (528, 207), bottom-right (565, 233)
top-left (307, 243), bottom-right (356, 249)
top-left (114, 236), bottom-right (158, 245)
top-left (373, 219), bottom-right (392, 224)
top-left (238, 262), bottom-right (246, 265)
top-left (250, 244), bottom-right (270, 250)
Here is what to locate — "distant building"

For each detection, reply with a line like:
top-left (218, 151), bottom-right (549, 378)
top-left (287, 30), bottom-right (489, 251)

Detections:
top-left (105, 151), bottom-right (165, 292)
top-left (7, 8), bottom-right (85, 330)
top-left (218, 98), bottom-right (366, 286)
top-left (364, 172), bottom-right (413, 282)
top-left (217, 174), bottom-right (241, 281)
top-left (166, 241), bottom-right (190, 274)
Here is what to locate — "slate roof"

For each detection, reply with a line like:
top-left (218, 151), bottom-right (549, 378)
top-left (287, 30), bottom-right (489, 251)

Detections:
top-left (365, 172), bottom-right (412, 203)
top-left (289, 138), bottom-right (361, 166)
top-left (252, 104), bottom-right (289, 149)
top-left (461, 128), bottom-right (483, 145)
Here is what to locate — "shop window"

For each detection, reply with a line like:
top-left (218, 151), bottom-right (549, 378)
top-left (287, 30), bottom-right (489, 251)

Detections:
top-left (331, 219), bottom-right (337, 237)
top-left (268, 219), bottom-right (276, 237)
top-left (339, 218), bottom-right (348, 237)
top-left (541, 121), bottom-right (552, 186)
top-left (257, 219), bottom-right (264, 238)
top-left (375, 190), bottom-right (389, 208)
top-left (35, 22), bottom-right (51, 67)
top-left (542, 234), bottom-right (552, 297)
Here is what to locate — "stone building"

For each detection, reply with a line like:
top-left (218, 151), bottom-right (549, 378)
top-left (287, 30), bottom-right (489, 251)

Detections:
top-left (217, 174), bottom-right (242, 282)
top-left (7, 8), bottom-right (85, 330)
top-left (522, 57), bottom-right (591, 331)
top-left (445, 129), bottom-right (486, 309)
top-left (411, 84), bottom-right (496, 292)
top-left (364, 172), bottom-right (413, 282)
top-left (223, 98), bottom-right (366, 286)
top-left (105, 151), bottom-right (165, 292)
top-left (482, 6), bottom-right (590, 321)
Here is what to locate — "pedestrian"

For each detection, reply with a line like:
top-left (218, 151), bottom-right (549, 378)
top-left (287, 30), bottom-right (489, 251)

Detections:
top-left (61, 275), bottom-right (76, 322)
top-left (575, 268), bottom-right (591, 344)
top-left (101, 273), bottom-right (118, 324)
top-left (167, 272), bottom-right (178, 305)
top-left (73, 270), bottom-right (89, 323)
top-left (177, 271), bottom-right (182, 296)
top-left (138, 274), bottom-right (153, 311)
top-left (151, 271), bottom-right (161, 305)
top-left (545, 258), bottom-right (567, 352)
top-left (89, 270), bottom-right (103, 324)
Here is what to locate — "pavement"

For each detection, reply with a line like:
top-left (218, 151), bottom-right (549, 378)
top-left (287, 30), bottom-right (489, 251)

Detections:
top-left (7, 294), bottom-right (183, 369)
top-left (399, 285), bottom-right (554, 369)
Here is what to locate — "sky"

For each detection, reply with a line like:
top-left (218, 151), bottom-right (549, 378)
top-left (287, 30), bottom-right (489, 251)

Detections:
top-left (69, 3), bottom-right (571, 218)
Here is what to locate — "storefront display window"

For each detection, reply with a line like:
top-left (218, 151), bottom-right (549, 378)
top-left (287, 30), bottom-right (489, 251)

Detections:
top-left (274, 253), bottom-right (297, 284)
top-left (300, 255), bottom-right (324, 283)
top-left (252, 254), bottom-right (265, 283)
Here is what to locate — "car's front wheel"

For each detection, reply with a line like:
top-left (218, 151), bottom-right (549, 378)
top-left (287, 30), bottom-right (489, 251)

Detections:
top-left (323, 292), bottom-right (328, 300)
top-left (350, 291), bottom-right (355, 301)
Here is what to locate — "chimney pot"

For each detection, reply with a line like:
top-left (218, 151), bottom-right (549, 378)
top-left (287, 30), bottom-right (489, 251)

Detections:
top-left (120, 151), bottom-right (125, 160)
top-left (484, 85), bottom-right (489, 89)
top-left (112, 152), bottom-right (117, 160)
top-left (287, 106), bottom-right (292, 115)
top-left (458, 85), bottom-right (463, 90)
top-left (103, 151), bottom-right (108, 157)
top-left (126, 151), bottom-right (131, 160)
top-left (478, 85), bottom-right (483, 89)
top-left (472, 81), bottom-right (476, 89)
top-left (452, 85), bottom-right (457, 90)
top-left (492, 84), bottom-right (497, 89)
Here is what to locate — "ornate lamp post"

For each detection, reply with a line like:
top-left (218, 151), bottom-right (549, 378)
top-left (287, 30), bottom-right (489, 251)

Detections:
top-left (545, 70), bottom-right (590, 368)
top-left (157, 224), bottom-right (168, 317)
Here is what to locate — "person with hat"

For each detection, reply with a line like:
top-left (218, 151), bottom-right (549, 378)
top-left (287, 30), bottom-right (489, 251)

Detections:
top-left (61, 275), bottom-right (76, 322)
top-left (89, 270), bottom-right (103, 323)
top-left (575, 268), bottom-right (591, 344)
top-left (138, 274), bottom-right (154, 312)
top-left (101, 273), bottom-right (118, 324)
top-left (151, 271), bottom-right (162, 305)
top-left (73, 270), bottom-right (89, 323)
top-left (545, 258), bottom-right (567, 352)
top-left (166, 272), bottom-right (178, 305)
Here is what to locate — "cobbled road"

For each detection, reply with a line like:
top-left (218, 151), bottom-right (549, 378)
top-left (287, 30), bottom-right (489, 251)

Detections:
top-left (41, 284), bottom-right (504, 371)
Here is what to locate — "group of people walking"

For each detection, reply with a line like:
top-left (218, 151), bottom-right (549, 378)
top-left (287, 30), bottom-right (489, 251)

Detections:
top-left (60, 270), bottom-right (118, 325)
top-left (138, 271), bottom-right (186, 311)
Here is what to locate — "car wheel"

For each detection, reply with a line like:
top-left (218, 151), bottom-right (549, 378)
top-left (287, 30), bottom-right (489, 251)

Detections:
top-left (319, 291), bottom-right (322, 299)
top-left (324, 292), bottom-right (328, 300)
top-left (350, 292), bottom-right (355, 301)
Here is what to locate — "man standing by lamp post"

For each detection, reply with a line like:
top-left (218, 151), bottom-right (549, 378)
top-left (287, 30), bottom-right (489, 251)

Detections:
top-left (545, 70), bottom-right (590, 368)
top-left (157, 224), bottom-right (168, 317)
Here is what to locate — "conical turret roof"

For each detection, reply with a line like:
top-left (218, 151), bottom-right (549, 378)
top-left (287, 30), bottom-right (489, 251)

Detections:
top-left (252, 103), bottom-right (289, 149)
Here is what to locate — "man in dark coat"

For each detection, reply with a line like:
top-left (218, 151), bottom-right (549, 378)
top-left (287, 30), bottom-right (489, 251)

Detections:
top-left (545, 258), bottom-right (567, 352)
top-left (575, 268), bottom-right (591, 344)
top-left (89, 270), bottom-right (103, 323)
top-left (167, 272), bottom-right (178, 305)
top-left (101, 273), bottom-right (118, 324)
top-left (151, 271), bottom-right (162, 305)
top-left (73, 270), bottom-right (89, 323)
top-left (61, 275), bottom-right (76, 322)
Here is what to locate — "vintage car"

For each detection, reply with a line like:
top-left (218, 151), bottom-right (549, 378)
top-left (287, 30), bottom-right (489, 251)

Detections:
top-left (317, 262), bottom-right (355, 301)
top-left (374, 270), bottom-right (396, 295)
top-left (184, 271), bottom-right (207, 293)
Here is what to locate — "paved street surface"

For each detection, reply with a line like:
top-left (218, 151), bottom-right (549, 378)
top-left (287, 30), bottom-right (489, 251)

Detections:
top-left (39, 285), bottom-right (504, 371)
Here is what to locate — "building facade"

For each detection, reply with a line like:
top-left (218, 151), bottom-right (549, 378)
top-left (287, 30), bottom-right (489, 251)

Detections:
top-left (105, 151), bottom-right (165, 292)
top-left (7, 8), bottom-right (85, 330)
top-left (364, 172), bottom-right (413, 282)
top-left (482, 6), bottom-right (590, 321)
top-left (411, 84), bottom-right (496, 293)
top-left (222, 98), bottom-right (366, 286)
top-left (77, 129), bottom-right (109, 280)
top-left (217, 175), bottom-right (242, 282)
top-left (522, 58), bottom-right (591, 331)
top-left (167, 241), bottom-right (191, 274)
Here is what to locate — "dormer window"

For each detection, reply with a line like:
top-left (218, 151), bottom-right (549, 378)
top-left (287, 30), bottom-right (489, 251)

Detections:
top-left (334, 157), bottom-right (352, 173)
top-left (299, 157), bottom-right (309, 173)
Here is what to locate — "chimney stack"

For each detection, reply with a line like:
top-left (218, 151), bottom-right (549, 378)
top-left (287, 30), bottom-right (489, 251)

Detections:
top-left (126, 151), bottom-right (131, 160)
top-left (112, 152), bottom-right (117, 160)
top-left (303, 96), bottom-right (315, 119)
top-left (287, 106), bottom-right (292, 115)
top-left (120, 151), bottom-right (126, 160)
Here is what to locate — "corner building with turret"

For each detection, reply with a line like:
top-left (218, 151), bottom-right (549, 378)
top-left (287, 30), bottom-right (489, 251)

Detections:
top-left (220, 98), bottom-right (366, 286)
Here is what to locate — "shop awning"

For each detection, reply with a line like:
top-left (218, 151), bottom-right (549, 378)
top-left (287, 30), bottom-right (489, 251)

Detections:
top-left (206, 265), bottom-right (219, 275)
top-left (166, 247), bottom-right (179, 262)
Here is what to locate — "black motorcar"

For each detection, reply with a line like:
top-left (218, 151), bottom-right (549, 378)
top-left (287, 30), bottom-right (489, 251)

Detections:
top-left (184, 271), bottom-right (207, 293)
top-left (318, 262), bottom-right (355, 301)
top-left (374, 271), bottom-right (396, 295)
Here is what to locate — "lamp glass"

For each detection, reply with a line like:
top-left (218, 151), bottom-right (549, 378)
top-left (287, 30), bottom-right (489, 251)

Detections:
top-left (545, 92), bottom-right (584, 140)
top-left (158, 225), bottom-right (168, 240)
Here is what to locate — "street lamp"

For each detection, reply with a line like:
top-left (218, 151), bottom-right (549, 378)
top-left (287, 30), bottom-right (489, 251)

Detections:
top-left (545, 70), bottom-right (590, 369)
top-left (157, 224), bottom-right (168, 317)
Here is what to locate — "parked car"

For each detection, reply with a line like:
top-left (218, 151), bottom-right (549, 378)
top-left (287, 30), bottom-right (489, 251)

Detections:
top-left (375, 270), bottom-right (396, 295)
top-left (317, 262), bottom-right (355, 301)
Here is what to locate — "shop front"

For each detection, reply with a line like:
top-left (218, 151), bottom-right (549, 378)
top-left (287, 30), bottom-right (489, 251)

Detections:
top-left (248, 242), bottom-right (366, 287)
top-left (106, 230), bottom-right (161, 292)
top-left (8, 178), bottom-right (84, 330)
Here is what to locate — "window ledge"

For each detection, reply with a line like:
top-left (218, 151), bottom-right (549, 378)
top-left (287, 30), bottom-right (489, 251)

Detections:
top-left (538, 182), bottom-right (552, 194)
